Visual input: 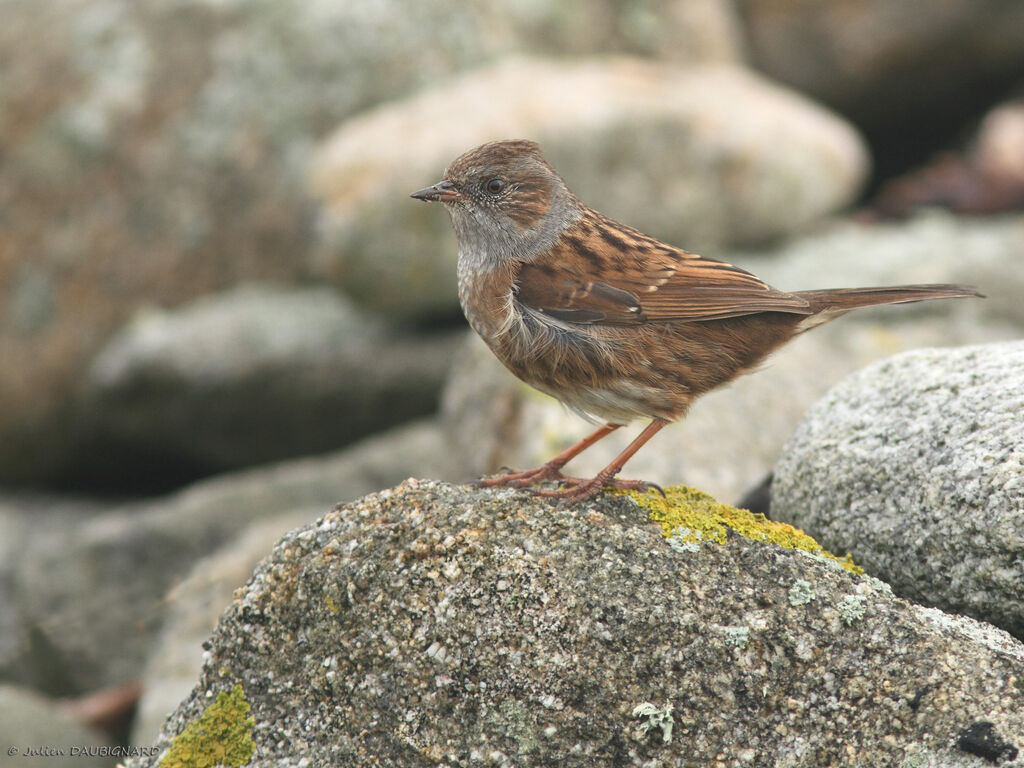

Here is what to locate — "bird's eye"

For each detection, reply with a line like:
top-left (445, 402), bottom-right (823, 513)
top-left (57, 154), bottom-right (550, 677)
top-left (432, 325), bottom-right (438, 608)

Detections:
top-left (485, 178), bottom-right (506, 194)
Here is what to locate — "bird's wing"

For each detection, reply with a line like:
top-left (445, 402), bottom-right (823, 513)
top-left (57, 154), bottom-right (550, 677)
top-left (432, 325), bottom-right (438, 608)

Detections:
top-left (514, 213), bottom-right (812, 324)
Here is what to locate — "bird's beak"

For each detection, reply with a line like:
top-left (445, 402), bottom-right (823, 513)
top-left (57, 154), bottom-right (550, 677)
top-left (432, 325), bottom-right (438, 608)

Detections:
top-left (410, 180), bottom-right (462, 203)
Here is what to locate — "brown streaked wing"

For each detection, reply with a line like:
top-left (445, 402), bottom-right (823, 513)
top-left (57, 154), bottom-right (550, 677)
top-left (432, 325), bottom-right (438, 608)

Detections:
top-left (514, 267), bottom-right (642, 323)
top-left (514, 215), bottom-right (813, 324)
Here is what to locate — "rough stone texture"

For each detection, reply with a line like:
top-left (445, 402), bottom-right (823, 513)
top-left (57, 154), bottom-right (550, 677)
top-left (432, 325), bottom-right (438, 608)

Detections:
top-left (312, 58), bottom-right (868, 318)
top-left (74, 285), bottom-right (459, 488)
top-left (441, 211), bottom-right (1022, 505)
top-left (0, 0), bottom-right (740, 487)
top-left (737, 0), bottom-right (1024, 143)
top-left (131, 511), bottom-right (313, 745)
top-left (0, 419), bottom-right (459, 694)
top-left (772, 341), bottom-right (1024, 641)
top-left (0, 684), bottom-right (114, 768)
top-left (130, 481), bottom-right (1024, 767)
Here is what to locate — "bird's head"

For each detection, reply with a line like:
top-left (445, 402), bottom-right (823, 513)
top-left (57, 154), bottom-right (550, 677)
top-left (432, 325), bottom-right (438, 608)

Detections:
top-left (411, 139), bottom-right (578, 261)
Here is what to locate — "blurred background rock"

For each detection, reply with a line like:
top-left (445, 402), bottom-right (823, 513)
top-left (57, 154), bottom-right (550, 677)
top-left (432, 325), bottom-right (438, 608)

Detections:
top-left (1, 0), bottom-right (1022, 752)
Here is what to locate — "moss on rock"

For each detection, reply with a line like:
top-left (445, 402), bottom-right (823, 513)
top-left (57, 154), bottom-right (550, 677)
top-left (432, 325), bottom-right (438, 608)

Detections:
top-left (159, 684), bottom-right (255, 768)
top-left (622, 485), bottom-right (863, 574)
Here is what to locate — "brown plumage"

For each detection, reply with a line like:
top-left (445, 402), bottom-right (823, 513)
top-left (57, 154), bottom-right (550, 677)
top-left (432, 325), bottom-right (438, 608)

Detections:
top-left (412, 140), bottom-right (983, 503)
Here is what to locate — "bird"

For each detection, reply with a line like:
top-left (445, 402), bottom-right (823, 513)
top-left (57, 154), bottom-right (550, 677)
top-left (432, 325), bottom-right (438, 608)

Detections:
top-left (411, 139), bottom-right (983, 503)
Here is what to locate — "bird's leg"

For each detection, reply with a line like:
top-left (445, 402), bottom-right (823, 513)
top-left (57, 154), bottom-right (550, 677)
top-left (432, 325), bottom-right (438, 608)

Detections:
top-left (531, 419), bottom-right (669, 503)
top-left (476, 423), bottom-right (621, 489)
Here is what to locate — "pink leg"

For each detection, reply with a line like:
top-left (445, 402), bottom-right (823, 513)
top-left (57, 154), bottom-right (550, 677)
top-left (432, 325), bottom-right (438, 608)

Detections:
top-left (476, 423), bottom-right (621, 489)
top-left (532, 419), bottom-right (669, 503)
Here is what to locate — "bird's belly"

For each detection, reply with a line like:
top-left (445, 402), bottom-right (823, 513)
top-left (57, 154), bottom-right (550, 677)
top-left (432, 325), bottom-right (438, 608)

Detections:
top-left (533, 376), bottom-right (683, 425)
top-left (495, 325), bottom-right (691, 424)
top-left (491, 314), bottom-right (790, 425)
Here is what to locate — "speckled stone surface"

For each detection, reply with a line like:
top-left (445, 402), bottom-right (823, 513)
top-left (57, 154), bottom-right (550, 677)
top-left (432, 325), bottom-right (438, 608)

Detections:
top-left (772, 340), bottom-right (1024, 641)
top-left (131, 480), bottom-right (1024, 767)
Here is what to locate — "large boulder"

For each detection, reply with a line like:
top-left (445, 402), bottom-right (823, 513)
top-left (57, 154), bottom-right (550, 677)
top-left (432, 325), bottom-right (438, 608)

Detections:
top-left (75, 286), bottom-right (459, 489)
top-left (312, 58), bottom-right (868, 319)
top-left (772, 340), bottom-right (1024, 640)
top-left (130, 481), bottom-right (1024, 766)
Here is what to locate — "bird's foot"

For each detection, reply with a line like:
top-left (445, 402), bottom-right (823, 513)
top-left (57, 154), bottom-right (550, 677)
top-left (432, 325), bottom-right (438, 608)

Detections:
top-left (529, 474), bottom-right (665, 505)
top-left (478, 463), bottom-right (665, 506)
top-left (476, 462), bottom-right (569, 489)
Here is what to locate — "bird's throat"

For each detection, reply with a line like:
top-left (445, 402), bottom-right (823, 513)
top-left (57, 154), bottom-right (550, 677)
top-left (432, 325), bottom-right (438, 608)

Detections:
top-left (456, 248), bottom-right (518, 344)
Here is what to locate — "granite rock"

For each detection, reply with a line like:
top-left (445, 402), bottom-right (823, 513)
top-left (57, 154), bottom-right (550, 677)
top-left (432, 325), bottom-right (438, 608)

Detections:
top-left (772, 340), bottom-right (1024, 640)
top-left (130, 511), bottom-right (314, 745)
top-left (130, 480), bottom-right (1024, 767)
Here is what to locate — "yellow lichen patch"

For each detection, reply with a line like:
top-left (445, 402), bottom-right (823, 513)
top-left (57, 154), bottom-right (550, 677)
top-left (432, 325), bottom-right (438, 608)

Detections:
top-left (620, 486), bottom-right (863, 574)
top-left (159, 684), bottom-right (256, 768)
top-left (324, 594), bottom-right (340, 615)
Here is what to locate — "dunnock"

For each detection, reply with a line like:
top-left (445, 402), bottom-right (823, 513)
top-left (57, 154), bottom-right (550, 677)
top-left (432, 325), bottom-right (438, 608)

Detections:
top-left (412, 140), bottom-right (982, 503)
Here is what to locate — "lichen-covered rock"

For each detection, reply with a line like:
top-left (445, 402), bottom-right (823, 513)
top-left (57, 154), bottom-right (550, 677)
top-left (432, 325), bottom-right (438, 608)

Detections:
top-left (155, 685), bottom-right (255, 768)
top-left (130, 511), bottom-right (313, 745)
top-left (772, 340), bottom-right (1024, 641)
top-left (312, 58), bottom-right (868, 318)
top-left (131, 481), bottom-right (1024, 767)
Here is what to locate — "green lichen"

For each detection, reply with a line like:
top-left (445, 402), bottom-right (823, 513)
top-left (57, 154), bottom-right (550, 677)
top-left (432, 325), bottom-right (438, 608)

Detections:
top-left (788, 579), bottom-right (817, 606)
top-left (721, 625), bottom-right (751, 648)
top-left (632, 702), bottom-right (675, 744)
top-left (621, 486), bottom-right (863, 575)
top-left (837, 594), bottom-right (869, 625)
top-left (160, 684), bottom-right (256, 768)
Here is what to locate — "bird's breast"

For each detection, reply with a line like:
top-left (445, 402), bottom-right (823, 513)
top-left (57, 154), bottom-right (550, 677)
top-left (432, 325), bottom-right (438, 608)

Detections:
top-left (456, 255), bottom-right (517, 344)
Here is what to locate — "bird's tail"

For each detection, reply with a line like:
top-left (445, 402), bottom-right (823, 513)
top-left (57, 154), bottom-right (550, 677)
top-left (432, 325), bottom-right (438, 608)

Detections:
top-left (794, 284), bottom-right (983, 331)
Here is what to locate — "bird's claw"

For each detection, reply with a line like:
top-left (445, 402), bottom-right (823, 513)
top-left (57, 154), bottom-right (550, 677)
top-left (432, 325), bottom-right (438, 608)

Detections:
top-left (476, 463), bottom-right (567, 489)
top-left (479, 466), bottom-right (664, 506)
top-left (528, 475), bottom-right (664, 506)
